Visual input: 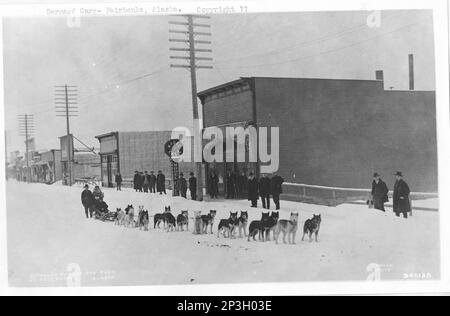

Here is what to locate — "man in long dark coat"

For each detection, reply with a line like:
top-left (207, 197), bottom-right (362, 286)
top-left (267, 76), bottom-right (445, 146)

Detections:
top-left (248, 172), bottom-right (259, 208)
top-left (393, 171), bottom-right (411, 219)
top-left (270, 173), bottom-right (284, 210)
top-left (179, 173), bottom-right (188, 198)
top-left (157, 170), bottom-right (166, 195)
top-left (189, 172), bottom-right (197, 201)
top-left (115, 173), bottom-right (122, 191)
top-left (226, 171), bottom-right (236, 199)
top-left (133, 171), bottom-right (140, 192)
top-left (259, 174), bottom-right (271, 209)
top-left (209, 172), bottom-right (219, 199)
top-left (143, 171), bottom-right (150, 193)
top-left (149, 171), bottom-right (157, 193)
top-left (81, 184), bottom-right (94, 219)
top-left (371, 173), bottom-right (389, 212)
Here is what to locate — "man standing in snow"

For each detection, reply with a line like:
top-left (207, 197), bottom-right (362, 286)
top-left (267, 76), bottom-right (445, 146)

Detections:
top-left (149, 171), bottom-right (157, 193)
top-left (270, 173), bottom-right (284, 210)
top-left (259, 174), bottom-right (271, 209)
top-left (157, 170), bottom-right (166, 195)
top-left (133, 171), bottom-right (140, 192)
top-left (393, 171), bottom-right (411, 219)
top-left (115, 173), bottom-right (122, 191)
top-left (143, 171), bottom-right (150, 193)
top-left (179, 173), bottom-right (188, 198)
top-left (189, 172), bottom-right (197, 201)
top-left (371, 173), bottom-right (389, 212)
top-left (248, 172), bottom-right (259, 208)
top-left (81, 184), bottom-right (94, 219)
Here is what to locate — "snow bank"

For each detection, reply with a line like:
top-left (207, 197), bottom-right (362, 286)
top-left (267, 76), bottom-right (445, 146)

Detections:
top-left (6, 181), bottom-right (440, 287)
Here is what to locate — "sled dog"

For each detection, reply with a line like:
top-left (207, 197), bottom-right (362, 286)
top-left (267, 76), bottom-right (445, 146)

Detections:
top-left (302, 214), bottom-right (322, 242)
top-left (124, 205), bottom-right (135, 228)
top-left (193, 211), bottom-right (203, 235)
top-left (176, 211), bottom-right (189, 231)
top-left (217, 212), bottom-right (239, 238)
top-left (201, 210), bottom-right (217, 234)
top-left (115, 208), bottom-right (126, 226)
top-left (238, 211), bottom-right (249, 238)
top-left (275, 213), bottom-right (299, 245)
top-left (263, 212), bottom-right (279, 241)
top-left (248, 212), bottom-right (270, 242)
top-left (154, 206), bottom-right (170, 229)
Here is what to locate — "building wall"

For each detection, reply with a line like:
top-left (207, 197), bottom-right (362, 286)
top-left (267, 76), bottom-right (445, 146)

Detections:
top-left (53, 150), bottom-right (62, 181)
top-left (73, 153), bottom-right (101, 179)
top-left (118, 131), bottom-right (173, 180)
top-left (202, 83), bottom-right (254, 127)
top-left (253, 77), bottom-right (437, 192)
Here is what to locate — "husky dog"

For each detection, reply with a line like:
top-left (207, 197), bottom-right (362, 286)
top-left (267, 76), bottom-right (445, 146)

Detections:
top-left (302, 214), bottom-right (322, 242)
top-left (217, 212), bottom-right (239, 238)
top-left (275, 213), bottom-right (299, 245)
top-left (137, 206), bottom-right (149, 231)
top-left (137, 206), bottom-right (144, 228)
top-left (154, 206), bottom-right (170, 229)
top-left (164, 209), bottom-right (177, 232)
top-left (201, 210), bottom-right (217, 234)
top-left (248, 212), bottom-right (270, 242)
top-left (263, 212), bottom-right (279, 241)
top-left (177, 211), bottom-right (189, 231)
top-left (115, 208), bottom-right (126, 226)
top-left (238, 211), bottom-right (249, 238)
top-left (193, 211), bottom-right (203, 235)
top-left (124, 205), bottom-right (135, 228)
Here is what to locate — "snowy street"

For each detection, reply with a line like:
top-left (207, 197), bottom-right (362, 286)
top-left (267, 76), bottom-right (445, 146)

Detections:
top-left (6, 181), bottom-right (440, 287)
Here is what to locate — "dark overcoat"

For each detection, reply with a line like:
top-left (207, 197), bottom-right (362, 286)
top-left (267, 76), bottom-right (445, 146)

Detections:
top-left (270, 175), bottom-right (284, 195)
top-left (81, 189), bottom-right (94, 207)
top-left (393, 179), bottom-right (411, 213)
top-left (157, 174), bottom-right (166, 192)
top-left (248, 177), bottom-right (259, 201)
top-left (259, 177), bottom-right (271, 197)
top-left (372, 179), bottom-right (389, 210)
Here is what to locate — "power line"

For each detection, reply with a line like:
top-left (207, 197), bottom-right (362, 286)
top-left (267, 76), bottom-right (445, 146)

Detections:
top-left (214, 12), bottom-right (405, 65)
top-left (219, 18), bottom-right (431, 71)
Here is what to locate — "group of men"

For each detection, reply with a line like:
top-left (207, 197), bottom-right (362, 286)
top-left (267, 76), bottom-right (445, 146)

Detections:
top-left (176, 172), bottom-right (198, 200)
top-left (247, 173), bottom-right (285, 210)
top-left (130, 170), bottom-right (167, 195)
top-left (371, 171), bottom-right (412, 218)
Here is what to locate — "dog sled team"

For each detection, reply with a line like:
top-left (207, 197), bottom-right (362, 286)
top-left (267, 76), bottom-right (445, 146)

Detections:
top-left (81, 183), bottom-right (322, 244)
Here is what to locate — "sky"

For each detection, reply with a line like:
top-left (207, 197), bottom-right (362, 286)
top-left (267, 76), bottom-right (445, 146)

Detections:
top-left (2, 10), bottom-right (435, 155)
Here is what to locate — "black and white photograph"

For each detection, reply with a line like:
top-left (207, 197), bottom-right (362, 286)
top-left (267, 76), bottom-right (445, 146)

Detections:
top-left (0, 0), bottom-right (449, 296)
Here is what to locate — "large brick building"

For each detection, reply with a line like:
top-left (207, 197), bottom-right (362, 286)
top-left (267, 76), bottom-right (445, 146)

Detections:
top-left (95, 131), bottom-right (195, 188)
top-left (198, 76), bottom-right (437, 197)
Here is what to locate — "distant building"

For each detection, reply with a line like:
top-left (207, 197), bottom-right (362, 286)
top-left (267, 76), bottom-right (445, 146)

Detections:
top-left (30, 149), bottom-right (62, 183)
top-left (95, 131), bottom-right (195, 188)
top-left (71, 152), bottom-right (101, 183)
top-left (59, 134), bottom-right (101, 185)
top-left (198, 76), bottom-right (437, 198)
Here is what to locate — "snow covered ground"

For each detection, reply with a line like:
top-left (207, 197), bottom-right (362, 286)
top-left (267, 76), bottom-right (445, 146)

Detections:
top-left (6, 181), bottom-right (440, 287)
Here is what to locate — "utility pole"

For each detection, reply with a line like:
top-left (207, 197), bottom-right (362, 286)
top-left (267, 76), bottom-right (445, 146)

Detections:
top-left (55, 85), bottom-right (78, 186)
top-left (18, 114), bottom-right (34, 183)
top-left (169, 14), bottom-right (213, 201)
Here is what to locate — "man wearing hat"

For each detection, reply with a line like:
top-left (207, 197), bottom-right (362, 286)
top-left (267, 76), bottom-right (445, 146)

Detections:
top-left (179, 173), bottom-right (188, 198)
top-left (189, 172), bottom-right (197, 201)
top-left (133, 171), bottom-right (140, 192)
top-left (371, 173), bottom-right (389, 212)
top-left (157, 170), bottom-right (166, 195)
top-left (393, 171), bottom-right (411, 218)
top-left (81, 184), bottom-right (94, 219)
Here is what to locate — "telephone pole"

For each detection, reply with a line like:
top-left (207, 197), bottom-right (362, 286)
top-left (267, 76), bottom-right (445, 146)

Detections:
top-left (169, 14), bottom-right (213, 201)
top-left (55, 85), bottom-right (78, 186)
top-left (18, 114), bottom-right (34, 183)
